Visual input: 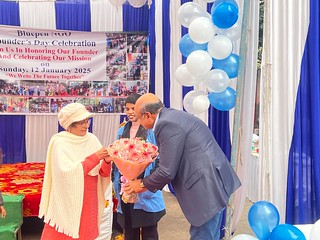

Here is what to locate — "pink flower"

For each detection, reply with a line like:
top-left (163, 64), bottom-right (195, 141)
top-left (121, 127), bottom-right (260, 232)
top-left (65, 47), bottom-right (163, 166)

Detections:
top-left (108, 137), bottom-right (158, 163)
top-left (108, 138), bottom-right (159, 203)
top-left (107, 138), bottom-right (159, 180)
top-left (128, 144), bottom-right (135, 151)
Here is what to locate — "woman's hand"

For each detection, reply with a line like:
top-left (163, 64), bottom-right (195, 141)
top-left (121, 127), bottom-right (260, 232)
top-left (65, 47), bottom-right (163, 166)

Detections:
top-left (103, 155), bottom-right (113, 164)
top-left (95, 147), bottom-right (110, 160)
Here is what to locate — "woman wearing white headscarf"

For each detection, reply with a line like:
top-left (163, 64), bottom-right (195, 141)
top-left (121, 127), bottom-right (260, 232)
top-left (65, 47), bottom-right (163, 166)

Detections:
top-left (39, 103), bottom-right (112, 240)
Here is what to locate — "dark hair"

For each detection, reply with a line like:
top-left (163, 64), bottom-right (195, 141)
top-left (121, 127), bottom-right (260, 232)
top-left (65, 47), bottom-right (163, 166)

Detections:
top-left (125, 93), bottom-right (142, 104)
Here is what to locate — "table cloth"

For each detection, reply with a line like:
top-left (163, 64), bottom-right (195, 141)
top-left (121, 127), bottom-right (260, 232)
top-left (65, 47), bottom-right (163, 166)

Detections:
top-left (0, 163), bottom-right (44, 217)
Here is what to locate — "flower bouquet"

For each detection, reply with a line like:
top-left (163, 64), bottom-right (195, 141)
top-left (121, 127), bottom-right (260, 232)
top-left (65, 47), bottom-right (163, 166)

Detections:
top-left (108, 137), bottom-right (158, 203)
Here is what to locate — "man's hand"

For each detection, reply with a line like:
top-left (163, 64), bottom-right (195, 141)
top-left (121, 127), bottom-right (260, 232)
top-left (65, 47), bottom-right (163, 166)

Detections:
top-left (124, 179), bottom-right (147, 194)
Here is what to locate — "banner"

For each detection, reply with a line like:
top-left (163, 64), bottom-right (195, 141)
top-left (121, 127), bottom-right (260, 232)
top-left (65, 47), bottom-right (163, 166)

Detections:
top-left (0, 26), bottom-right (149, 114)
top-left (0, 26), bottom-right (106, 81)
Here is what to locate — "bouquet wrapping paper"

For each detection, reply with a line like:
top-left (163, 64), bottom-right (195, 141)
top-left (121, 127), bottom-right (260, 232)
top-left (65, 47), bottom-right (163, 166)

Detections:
top-left (108, 138), bottom-right (158, 203)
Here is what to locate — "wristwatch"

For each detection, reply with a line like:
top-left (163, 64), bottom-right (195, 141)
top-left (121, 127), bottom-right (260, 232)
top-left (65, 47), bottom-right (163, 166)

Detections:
top-left (140, 180), bottom-right (146, 188)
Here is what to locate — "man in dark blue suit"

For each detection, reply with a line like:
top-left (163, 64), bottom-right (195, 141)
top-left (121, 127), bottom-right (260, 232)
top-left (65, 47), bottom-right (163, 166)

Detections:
top-left (125, 93), bottom-right (241, 240)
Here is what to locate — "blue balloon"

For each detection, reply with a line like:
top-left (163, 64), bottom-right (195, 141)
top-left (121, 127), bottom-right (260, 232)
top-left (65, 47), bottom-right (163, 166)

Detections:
top-left (211, 0), bottom-right (239, 29)
top-left (270, 224), bottom-right (306, 240)
top-left (248, 201), bottom-right (280, 240)
top-left (212, 53), bottom-right (239, 78)
top-left (208, 87), bottom-right (236, 111)
top-left (213, 0), bottom-right (238, 6)
top-left (179, 34), bottom-right (208, 58)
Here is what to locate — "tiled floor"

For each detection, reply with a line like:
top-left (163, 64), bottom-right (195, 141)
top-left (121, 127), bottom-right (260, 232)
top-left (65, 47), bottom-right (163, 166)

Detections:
top-left (21, 192), bottom-right (254, 240)
top-left (233, 199), bottom-right (255, 237)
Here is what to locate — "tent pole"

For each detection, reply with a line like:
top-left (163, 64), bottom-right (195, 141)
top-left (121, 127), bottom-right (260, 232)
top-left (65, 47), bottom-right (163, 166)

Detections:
top-left (224, 0), bottom-right (250, 239)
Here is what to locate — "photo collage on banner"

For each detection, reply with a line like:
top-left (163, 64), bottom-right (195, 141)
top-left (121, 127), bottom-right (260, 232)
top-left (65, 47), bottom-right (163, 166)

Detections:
top-left (0, 27), bottom-right (149, 114)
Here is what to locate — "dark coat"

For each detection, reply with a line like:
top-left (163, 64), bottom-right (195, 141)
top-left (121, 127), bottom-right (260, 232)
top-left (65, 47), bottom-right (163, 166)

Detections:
top-left (143, 107), bottom-right (241, 227)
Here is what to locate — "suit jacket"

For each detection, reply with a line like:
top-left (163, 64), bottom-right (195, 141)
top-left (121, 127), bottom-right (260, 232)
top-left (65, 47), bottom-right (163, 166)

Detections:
top-left (143, 107), bottom-right (241, 227)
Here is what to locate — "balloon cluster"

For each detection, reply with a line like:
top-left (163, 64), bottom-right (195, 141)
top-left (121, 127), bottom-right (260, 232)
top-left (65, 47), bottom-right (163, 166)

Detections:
top-left (231, 201), bottom-right (320, 240)
top-left (176, 0), bottom-right (241, 113)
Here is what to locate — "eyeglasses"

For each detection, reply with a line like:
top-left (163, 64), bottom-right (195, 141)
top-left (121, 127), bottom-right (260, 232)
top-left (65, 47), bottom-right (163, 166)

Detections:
top-left (76, 118), bottom-right (91, 127)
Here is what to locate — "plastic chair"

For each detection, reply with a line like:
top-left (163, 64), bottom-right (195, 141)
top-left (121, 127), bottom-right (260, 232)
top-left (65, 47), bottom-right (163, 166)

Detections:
top-left (0, 194), bottom-right (24, 240)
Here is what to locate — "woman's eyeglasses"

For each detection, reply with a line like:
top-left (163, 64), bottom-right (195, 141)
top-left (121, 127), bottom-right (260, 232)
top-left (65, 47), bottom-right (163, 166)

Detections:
top-left (76, 118), bottom-right (91, 127)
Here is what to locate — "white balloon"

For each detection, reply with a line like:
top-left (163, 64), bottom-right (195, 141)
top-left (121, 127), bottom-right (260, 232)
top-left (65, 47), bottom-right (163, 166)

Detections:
top-left (175, 64), bottom-right (204, 86)
top-left (231, 234), bottom-right (259, 240)
top-left (192, 95), bottom-right (210, 113)
top-left (215, 18), bottom-right (242, 41)
top-left (186, 50), bottom-right (212, 76)
top-left (204, 0), bottom-right (215, 2)
top-left (128, 0), bottom-right (147, 8)
top-left (183, 90), bottom-right (209, 114)
top-left (205, 69), bottom-right (230, 93)
top-left (189, 17), bottom-right (215, 44)
top-left (178, 2), bottom-right (211, 28)
top-left (207, 35), bottom-right (233, 59)
top-left (193, 73), bottom-right (207, 84)
top-left (310, 219), bottom-right (320, 240)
